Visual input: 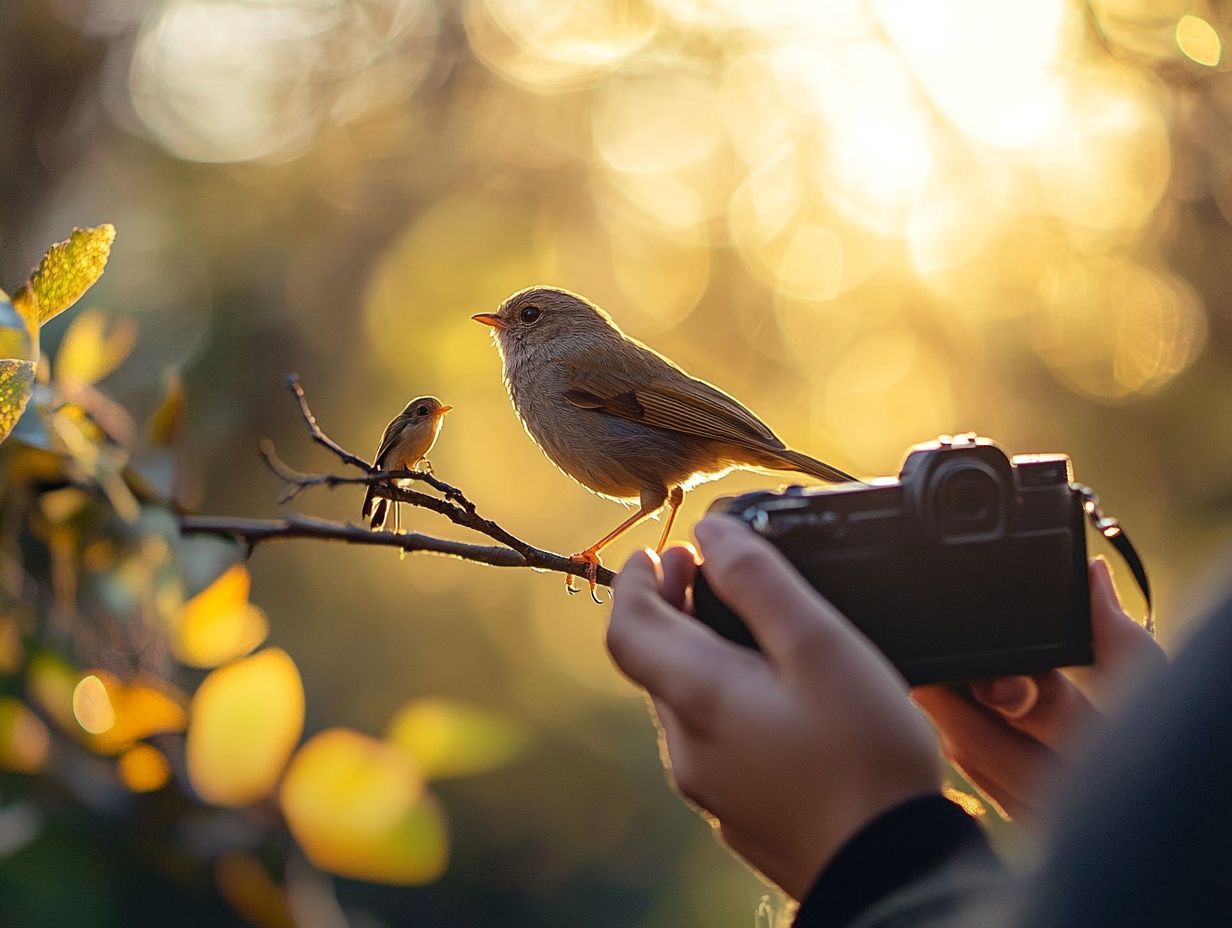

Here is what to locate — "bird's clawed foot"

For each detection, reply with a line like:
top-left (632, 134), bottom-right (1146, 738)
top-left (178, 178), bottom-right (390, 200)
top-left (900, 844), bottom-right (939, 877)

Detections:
top-left (566, 550), bottom-right (605, 604)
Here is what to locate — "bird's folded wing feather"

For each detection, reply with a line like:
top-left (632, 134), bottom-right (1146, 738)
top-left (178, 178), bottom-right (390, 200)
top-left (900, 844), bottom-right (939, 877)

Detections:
top-left (374, 416), bottom-right (411, 467)
top-left (564, 355), bottom-right (785, 452)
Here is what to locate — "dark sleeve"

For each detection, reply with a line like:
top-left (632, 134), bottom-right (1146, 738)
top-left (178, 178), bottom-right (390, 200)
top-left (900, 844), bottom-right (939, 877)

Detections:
top-left (1013, 596), bottom-right (1232, 927)
top-left (792, 794), bottom-right (1002, 928)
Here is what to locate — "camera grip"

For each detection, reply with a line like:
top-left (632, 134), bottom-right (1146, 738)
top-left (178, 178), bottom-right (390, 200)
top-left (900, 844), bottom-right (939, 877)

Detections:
top-left (691, 568), bottom-right (762, 652)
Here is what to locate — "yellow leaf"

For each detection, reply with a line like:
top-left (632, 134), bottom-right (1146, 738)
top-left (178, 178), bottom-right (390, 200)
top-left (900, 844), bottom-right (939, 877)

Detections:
top-left (147, 370), bottom-right (184, 448)
top-left (187, 648), bottom-right (304, 807)
top-left (173, 564), bottom-right (269, 668)
top-left (0, 611), bottom-right (22, 673)
top-left (55, 309), bottom-right (137, 386)
top-left (74, 670), bottom-right (188, 755)
top-left (215, 853), bottom-right (296, 928)
top-left (0, 698), bottom-right (50, 774)
top-left (281, 728), bottom-right (447, 885)
top-left (12, 225), bottom-right (116, 329)
top-left (118, 743), bottom-right (172, 792)
top-left (40, 487), bottom-right (90, 524)
top-left (386, 698), bottom-right (526, 780)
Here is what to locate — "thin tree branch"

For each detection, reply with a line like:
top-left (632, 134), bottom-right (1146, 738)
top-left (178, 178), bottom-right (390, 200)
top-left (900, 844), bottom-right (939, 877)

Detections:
top-left (179, 513), bottom-right (615, 585)
top-left (257, 438), bottom-right (541, 558)
top-left (285, 374), bottom-right (475, 509)
top-left (177, 375), bottom-right (618, 592)
top-left (286, 373), bottom-right (370, 472)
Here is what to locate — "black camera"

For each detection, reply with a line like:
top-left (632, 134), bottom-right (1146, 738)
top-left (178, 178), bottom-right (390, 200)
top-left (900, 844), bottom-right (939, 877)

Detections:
top-left (693, 435), bottom-right (1096, 686)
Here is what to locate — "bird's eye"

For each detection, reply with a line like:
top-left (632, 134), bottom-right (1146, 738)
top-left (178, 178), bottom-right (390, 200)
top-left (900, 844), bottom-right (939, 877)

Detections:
top-left (519, 305), bottom-right (542, 324)
top-left (417, 405), bottom-right (429, 416)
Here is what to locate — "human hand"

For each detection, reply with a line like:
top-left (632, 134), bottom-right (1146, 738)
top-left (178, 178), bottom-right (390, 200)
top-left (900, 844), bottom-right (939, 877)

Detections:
top-left (912, 558), bottom-right (1166, 821)
top-left (607, 515), bottom-right (941, 900)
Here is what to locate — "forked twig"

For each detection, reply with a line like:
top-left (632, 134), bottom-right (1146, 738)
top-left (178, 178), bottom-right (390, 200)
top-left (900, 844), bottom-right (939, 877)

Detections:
top-left (179, 376), bottom-right (616, 589)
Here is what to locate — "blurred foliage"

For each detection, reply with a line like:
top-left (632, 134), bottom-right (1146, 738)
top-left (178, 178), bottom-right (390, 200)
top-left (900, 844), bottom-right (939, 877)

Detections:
top-left (0, 231), bottom-right (525, 924)
top-left (2, 0), bottom-right (1232, 925)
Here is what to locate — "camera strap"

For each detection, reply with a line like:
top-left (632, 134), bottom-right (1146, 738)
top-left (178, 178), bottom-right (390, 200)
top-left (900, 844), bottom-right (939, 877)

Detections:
top-left (1073, 484), bottom-right (1154, 636)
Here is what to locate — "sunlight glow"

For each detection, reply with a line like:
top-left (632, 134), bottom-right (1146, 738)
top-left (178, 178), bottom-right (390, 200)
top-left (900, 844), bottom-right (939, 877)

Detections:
top-left (875, 0), bottom-right (1073, 149)
top-left (465, 0), bottom-right (658, 92)
top-left (1177, 15), bottom-right (1221, 67)
top-left (73, 674), bottom-right (116, 735)
top-left (130, 0), bottom-right (435, 163)
top-left (1032, 259), bottom-right (1206, 401)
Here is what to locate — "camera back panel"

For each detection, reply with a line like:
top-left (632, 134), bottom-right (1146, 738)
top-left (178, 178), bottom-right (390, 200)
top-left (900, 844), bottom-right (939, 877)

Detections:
top-left (694, 447), bottom-right (1095, 685)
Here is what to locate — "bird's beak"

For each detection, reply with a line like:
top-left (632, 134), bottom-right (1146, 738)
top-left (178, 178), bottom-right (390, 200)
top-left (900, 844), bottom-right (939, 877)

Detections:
top-left (435, 405), bottom-right (453, 417)
top-left (471, 312), bottom-right (505, 330)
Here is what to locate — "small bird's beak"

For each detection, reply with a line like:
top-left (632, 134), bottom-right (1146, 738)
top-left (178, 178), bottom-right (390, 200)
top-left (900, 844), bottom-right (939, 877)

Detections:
top-left (435, 405), bottom-right (453, 417)
top-left (471, 312), bottom-right (505, 330)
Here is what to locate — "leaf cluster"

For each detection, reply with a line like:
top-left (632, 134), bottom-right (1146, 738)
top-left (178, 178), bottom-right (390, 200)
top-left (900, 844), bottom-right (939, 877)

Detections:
top-left (0, 228), bottom-right (526, 923)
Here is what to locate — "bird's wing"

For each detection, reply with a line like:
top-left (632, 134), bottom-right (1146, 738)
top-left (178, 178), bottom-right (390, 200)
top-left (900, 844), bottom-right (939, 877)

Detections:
top-left (373, 416), bottom-right (412, 467)
top-left (563, 348), bottom-right (785, 452)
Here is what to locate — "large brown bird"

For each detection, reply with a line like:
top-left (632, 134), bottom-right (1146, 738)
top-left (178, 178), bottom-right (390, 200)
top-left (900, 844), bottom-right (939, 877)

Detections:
top-left (473, 287), bottom-right (855, 597)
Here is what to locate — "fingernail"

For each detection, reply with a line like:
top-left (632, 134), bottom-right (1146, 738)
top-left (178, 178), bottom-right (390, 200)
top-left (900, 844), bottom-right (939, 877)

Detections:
top-left (970, 676), bottom-right (1037, 719)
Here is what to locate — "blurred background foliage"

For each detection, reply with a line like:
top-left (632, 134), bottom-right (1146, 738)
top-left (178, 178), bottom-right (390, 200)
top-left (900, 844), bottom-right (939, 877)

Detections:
top-left (1, 0), bottom-right (1231, 925)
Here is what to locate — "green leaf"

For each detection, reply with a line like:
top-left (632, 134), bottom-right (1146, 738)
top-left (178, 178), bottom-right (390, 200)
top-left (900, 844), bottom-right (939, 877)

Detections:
top-left (0, 361), bottom-right (36, 445)
top-left (0, 290), bottom-right (37, 444)
top-left (12, 225), bottom-right (116, 329)
top-left (0, 290), bottom-right (35, 363)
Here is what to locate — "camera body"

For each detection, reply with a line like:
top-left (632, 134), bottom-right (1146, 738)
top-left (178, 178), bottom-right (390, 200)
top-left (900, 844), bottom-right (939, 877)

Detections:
top-left (692, 435), bottom-right (1093, 686)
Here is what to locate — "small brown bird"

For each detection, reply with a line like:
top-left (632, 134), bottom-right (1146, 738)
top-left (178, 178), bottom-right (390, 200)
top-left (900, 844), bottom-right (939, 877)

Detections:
top-left (473, 286), bottom-right (855, 597)
top-left (362, 396), bottom-right (452, 532)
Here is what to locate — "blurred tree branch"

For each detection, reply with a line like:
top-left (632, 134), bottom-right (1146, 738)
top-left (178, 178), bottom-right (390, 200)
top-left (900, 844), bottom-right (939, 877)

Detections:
top-left (178, 375), bottom-right (616, 589)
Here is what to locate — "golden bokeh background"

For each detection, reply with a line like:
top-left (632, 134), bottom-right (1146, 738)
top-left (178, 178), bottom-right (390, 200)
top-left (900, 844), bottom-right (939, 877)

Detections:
top-left (2, 0), bottom-right (1231, 924)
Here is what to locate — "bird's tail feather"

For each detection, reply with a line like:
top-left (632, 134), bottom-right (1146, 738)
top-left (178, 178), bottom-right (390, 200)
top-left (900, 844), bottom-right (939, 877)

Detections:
top-left (363, 487), bottom-right (389, 530)
top-left (773, 449), bottom-right (857, 484)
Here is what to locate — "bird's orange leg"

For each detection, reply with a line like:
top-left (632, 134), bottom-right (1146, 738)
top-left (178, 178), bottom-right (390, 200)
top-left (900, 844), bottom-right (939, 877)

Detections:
top-left (655, 487), bottom-right (685, 552)
top-left (567, 503), bottom-right (660, 602)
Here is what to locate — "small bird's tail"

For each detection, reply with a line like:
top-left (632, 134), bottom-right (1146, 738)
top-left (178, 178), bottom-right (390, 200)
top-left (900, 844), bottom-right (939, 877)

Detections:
top-left (362, 487), bottom-right (388, 530)
top-left (773, 449), bottom-right (858, 484)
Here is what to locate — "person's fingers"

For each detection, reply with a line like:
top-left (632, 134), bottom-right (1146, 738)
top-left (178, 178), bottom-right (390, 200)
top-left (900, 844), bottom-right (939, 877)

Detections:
top-left (609, 549), bottom-right (739, 729)
top-left (1066, 558), bottom-right (1166, 707)
top-left (693, 515), bottom-right (872, 670)
top-left (1089, 558), bottom-right (1165, 669)
top-left (968, 675), bottom-right (1038, 720)
top-left (646, 695), bottom-right (713, 807)
top-left (659, 544), bottom-right (699, 614)
top-left (913, 684), bottom-right (1055, 817)
top-left (969, 672), bottom-right (1098, 752)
